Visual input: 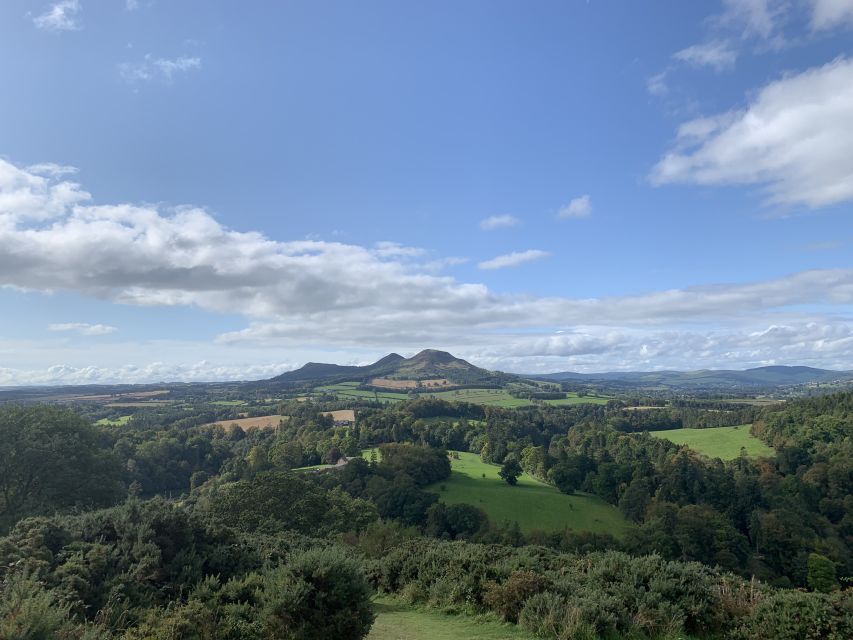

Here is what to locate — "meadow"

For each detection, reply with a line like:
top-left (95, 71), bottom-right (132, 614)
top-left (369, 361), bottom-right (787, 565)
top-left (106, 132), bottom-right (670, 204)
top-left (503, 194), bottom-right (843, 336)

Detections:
top-left (431, 451), bottom-right (630, 535)
top-left (369, 597), bottom-right (533, 640)
top-left (315, 383), bottom-right (610, 408)
top-left (649, 424), bottom-right (775, 460)
top-left (315, 382), bottom-right (409, 403)
top-left (95, 415), bottom-right (132, 426)
top-left (206, 414), bottom-right (289, 431)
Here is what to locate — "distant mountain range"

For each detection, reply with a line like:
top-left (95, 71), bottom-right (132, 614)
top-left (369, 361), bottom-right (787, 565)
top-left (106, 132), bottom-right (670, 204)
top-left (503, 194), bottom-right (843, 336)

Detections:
top-left (267, 349), bottom-right (513, 387)
top-left (267, 352), bottom-right (853, 391)
top-left (530, 365), bottom-right (853, 389)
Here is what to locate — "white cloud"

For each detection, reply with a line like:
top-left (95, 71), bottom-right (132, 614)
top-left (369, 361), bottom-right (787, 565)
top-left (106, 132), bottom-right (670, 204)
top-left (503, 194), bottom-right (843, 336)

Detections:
top-left (651, 57), bottom-right (853, 208)
top-left (557, 195), bottom-right (592, 219)
top-left (126, 0), bottom-right (140, 10)
top-left (373, 241), bottom-right (426, 258)
top-left (480, 215), bottom-right (519, 230)
top-left (0, 361), bottom-right (294, 386)
top-left (26, 163), bottom-right (78, 177)
top-left (118, 55), bottom-right (201, 84)
top-left (718, 0), bottom-right (786, 41)
top-left (0, 158), bottom-right (90, 221)
top-left (33, 0), bottom-right (82, 32)
top-left (647, 71), bottom-right (669, 96)
top-left (478, 249), bottom-right (550, 270)
top-left (48, 323), bottom-right (117, 336)
top-left (1, 157), bottom-right (853, 382)
top-left (811, 0), bottom-right (853, 30)
top-left (673, 40), bottom-right (738, 71)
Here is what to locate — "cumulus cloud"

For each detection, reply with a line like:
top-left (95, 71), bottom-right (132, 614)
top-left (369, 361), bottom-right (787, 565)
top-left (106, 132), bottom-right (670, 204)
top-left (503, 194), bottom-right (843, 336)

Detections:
top-left (651, 57), bottom-right (853, 208)
top-left (118, 55), bottom-right (201, 84)
top-left (33, 0), bottom-right (82, 32)
top-left (480, 215), bottom-right (519, 230)
top-left (0, 361), bottom-right (295, 386)
top-left (673, 40), bottom-right (738, 71)
top-left (1, 157), bottom-right (852, 381)
top-left (478, 250), bottom-right (550, 270)
top-left (557, 195), bottom-right (592, 219)
top-left (48, 323), bottom-right (117, 336)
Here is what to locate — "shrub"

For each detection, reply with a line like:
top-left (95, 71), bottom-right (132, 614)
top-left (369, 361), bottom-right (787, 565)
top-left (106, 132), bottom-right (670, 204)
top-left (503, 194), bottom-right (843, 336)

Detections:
top-left (737, 590), bottom-right (853, 640)
top-left (260, 547), bottom-right (375, 639)
top-left (484, 569), bottom-right (552, 622)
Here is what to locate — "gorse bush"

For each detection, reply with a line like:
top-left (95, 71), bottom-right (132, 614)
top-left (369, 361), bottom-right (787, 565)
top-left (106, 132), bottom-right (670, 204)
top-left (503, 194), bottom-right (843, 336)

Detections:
top-left (484, 569), bottom-right (552, 622)
top-left (734, 589), bottom-right (853, 640)
top-left (125, 548), bottom-right (374, 640)
top-left (371, 537), bottom-right (853, 640)
top-left (0, 502), bottom-right (376, 639)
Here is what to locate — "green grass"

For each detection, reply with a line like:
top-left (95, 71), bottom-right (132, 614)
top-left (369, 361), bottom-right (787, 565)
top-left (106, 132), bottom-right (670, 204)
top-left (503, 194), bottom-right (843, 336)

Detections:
top-left (543, 393), bottom-right (610, 406)
top-left (210, 400), bottom-right (247, 406)
top-left (369, 596), bottom-right (533, 640)
top-left (96, 415), bottom-right (132, 426)
top-left (649, 424), bottom-right (775, 460)
top-left (424, 389), bottom-right (531, 407)
top-left (431, 451), bottom-right (630, 536)
top-left (313, 384), bottom-right (610, 408)
top-left (315, 383), bottom-right (410, 403)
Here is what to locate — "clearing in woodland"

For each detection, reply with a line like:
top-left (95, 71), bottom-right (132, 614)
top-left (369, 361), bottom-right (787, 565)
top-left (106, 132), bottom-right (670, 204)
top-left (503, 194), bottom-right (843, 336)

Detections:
top-left (430, 451), bottom-right (630, 535)
top-left (649, 425), bottom-right (774, 460)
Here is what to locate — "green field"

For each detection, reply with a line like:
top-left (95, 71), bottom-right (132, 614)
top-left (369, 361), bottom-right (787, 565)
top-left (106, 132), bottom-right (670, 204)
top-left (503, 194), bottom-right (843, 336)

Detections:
top-left (315, 382), bottom-right (409, 403)
top-left (369, 597), bottom-right (533, 640)
top-left (210, 400), bottom-right (247, 406)
top-left (96, 415), bottom-right (132, 426)
top-left (425, 388), bottom-right (609, 407)
top-left (432, 451), bottom-right (630, 536)
top-left (313, 383), bottom-right (609, 408)
top-left (543, 393), bottom-right (610, 406)
top-left (649, 425), bottom-right (775, 460)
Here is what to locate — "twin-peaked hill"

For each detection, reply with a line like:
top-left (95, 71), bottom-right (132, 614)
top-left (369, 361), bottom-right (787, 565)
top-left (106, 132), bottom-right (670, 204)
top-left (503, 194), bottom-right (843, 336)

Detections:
top-left (266, 349), bottom-right (514, 387)
top-left (263, 350), bottom-right (853, 392)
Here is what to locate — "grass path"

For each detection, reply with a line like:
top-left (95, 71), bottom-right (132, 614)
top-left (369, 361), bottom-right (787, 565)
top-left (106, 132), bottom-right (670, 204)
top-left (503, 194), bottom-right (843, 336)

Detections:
top-left (432, 451), bottom-right (630, 536)
top-left (368, 597), bottom-right (533, 640)
top-left (649, 425), bottom-right (774, 460)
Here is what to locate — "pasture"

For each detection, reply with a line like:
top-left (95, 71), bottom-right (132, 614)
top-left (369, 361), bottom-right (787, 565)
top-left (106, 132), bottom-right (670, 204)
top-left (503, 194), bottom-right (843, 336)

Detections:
top-left (321, 409), bottom-right (356, 422)
top-left (370, 377), bottom-right (453, 390)
top-left (206, 414), bottom-right (288, 431)
top-left (432, 451), bottom-right (630, 535)
top-left (314, 383), bottom-right (610, 408)
top-left (649, 424), bottom-right (775, 460)
top-left (425, 388), bottom-right (610, 408)
top-left (95, 415), bottom-right (132, 426)
top-left (315, 382), bottom-right (409, 403)
top-left (369, 597), bottom-right (533, 640)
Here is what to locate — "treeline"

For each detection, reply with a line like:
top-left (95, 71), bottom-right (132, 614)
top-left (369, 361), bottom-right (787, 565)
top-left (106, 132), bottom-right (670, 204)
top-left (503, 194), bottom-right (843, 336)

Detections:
top-left (3, 492), bottom-right (850, 639)
top-left (606, 406), bottom-right (761, 432)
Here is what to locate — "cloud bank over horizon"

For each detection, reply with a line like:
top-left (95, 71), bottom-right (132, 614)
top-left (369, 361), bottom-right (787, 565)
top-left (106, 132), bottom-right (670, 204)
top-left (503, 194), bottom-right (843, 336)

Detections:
top-left (1, 155), bottom-right (853, 384)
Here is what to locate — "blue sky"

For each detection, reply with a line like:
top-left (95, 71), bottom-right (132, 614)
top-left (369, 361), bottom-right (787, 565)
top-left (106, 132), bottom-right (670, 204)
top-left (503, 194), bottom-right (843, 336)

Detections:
top-left (2, 0), bottom-right (853, 384)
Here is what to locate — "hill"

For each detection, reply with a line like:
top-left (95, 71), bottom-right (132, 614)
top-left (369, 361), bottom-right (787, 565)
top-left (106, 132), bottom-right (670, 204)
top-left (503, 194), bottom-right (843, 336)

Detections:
top-left (533, 365), bottom-right (853, 390)
top-left (267, 349), bottom-right (514, 387)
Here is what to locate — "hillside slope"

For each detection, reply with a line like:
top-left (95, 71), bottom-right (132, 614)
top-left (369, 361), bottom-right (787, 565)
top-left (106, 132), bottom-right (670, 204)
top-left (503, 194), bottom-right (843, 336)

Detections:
top-left (267, 349), bottom-right (513, 386)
